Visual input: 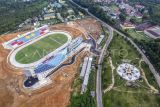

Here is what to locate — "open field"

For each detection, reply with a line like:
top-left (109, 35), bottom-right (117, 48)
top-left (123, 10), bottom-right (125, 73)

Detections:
top-left (109, 4), bottom-right (119, 11)
top-left (102, 32), bottom-right (160, 107)
top-left (102, 57), bottom-right (112, 89)
top-left (15, 33), bottom-right (68, 64)
top-left (126, 29), bottom-right (151, 41)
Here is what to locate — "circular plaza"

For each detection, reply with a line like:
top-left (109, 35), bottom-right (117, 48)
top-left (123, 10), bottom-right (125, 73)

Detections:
top-left (117, 63), bottom-right (141, 81)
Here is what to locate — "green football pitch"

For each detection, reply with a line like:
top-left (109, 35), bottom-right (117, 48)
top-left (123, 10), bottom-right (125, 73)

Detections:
top-left (15, 33), bottom-right (68, 64)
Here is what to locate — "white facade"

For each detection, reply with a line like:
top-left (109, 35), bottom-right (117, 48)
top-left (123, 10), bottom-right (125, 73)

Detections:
top-left (97, 35), bottom-right (105, 45)
top-left (81, 57), bottom-right (93, 93)
top-left (80, 57), bottom-right (89, 78)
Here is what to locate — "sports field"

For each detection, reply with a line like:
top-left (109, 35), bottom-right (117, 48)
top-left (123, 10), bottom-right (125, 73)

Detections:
top-left (15, 33), bottom-right (68, 64)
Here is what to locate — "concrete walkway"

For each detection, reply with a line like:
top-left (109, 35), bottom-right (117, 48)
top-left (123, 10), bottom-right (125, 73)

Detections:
top-left (104, 57), bottom-right (115, 93)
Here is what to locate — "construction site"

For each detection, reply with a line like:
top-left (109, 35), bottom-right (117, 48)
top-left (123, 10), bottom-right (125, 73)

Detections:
top-left (0, 18), bottom-right (102, 107)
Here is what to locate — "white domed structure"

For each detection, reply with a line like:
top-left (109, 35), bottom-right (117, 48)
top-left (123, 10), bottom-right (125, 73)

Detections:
top-left (117, 63), bottom-right (140, 81)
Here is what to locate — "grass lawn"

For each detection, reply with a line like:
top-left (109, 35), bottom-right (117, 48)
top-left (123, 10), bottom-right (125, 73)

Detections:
top-left (102, 56), bottom-right (112, 89)
top-left (100, 26), bottom-right (109, 47)
top-left (103, 90), bottom-right (160, 107)
top-left (15, 33), bottom-right (68, 64)
top-left (102, 32), bottom-right (160, 107)
top-left (109, 33), bottom-right (141, 66)
top-left (141, 61), bottom-right (160, 90)
top-left (126, 29), bottom-right (151, 41)
top-left (109, 4), bottom-right (119, 11)
top-left (40, 18), bottom-right (61, 25)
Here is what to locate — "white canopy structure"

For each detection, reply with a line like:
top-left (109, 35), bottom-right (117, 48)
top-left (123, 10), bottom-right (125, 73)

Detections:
top-left (117, 63), bottom-right (140, 81)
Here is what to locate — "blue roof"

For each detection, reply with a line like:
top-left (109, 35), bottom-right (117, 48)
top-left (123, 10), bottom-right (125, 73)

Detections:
top-left (9, 30), bottom-right (41, 47)
top-left (34, 48), bottom-right (67, 73)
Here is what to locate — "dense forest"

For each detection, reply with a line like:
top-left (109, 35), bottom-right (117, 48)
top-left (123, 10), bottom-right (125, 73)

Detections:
top-left (0, 0), bottom-right (48, 34)
top-left (72, 0), bottom-right (116, 25)
top-left (136, 40), bottom-right (160, 72)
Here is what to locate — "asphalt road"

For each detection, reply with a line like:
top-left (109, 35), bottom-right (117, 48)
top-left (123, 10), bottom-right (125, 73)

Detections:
top-left (70, 0), bottom-right (160, 106)
top-left (96, 27), bottom-right (113, 107)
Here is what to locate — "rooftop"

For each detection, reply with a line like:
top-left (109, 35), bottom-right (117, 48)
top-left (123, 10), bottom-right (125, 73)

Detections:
top-left (145, 26), bottom-right (160, 37)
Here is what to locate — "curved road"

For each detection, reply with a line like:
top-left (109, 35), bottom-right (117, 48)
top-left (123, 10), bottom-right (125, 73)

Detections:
top-left (69, 1), bottom-right (113, 107)
top-left (88, 35), bottom-right (100, 55)
top-left (69, 0), bottom-right (160, 107)
top-left (97, 27), bottom-right (113, 107)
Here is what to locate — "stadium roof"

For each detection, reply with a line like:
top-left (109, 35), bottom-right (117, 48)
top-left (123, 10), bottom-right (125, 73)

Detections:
top-left (80, 57), bottom-right (89, 77)
top-left (144, 26), bottom-right (160, 39)
top-left (83, 57), bottom-right (92, 86)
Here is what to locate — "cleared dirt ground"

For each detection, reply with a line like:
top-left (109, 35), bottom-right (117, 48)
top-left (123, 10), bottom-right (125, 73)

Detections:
top-left (0, 18), bottom-right (102, 107)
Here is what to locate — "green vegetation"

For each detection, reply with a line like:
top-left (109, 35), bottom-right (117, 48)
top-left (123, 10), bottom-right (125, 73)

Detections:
top-left (129, 0), bottom-right (160, 25)
top-left (119, 12), bottom-right (127, 22)
top-left (129, 17), bottom-right (143, 25)
top-left (109, 34), bottom-right (141, 66)
top-left (137, 40), bottom-right (160, 74)
top-left (69, 57), bottom-right (97, 107)
top-left (108, 4), bottom-right (119, 11)
top-left (0, 0), bottom-right (48, 34)
top-left (40, 18), bottom-right (61, 25)
top-left (72, 0), bottom-right (117, 25)
top-left (100, 26), bottom-right (109, 47)
top-left (103, 90), bottom-right (160, 107)
top-left (102, 57), bottom-right (112, 89)
top-left (69, 70), bottom-right (96, 107)
top-left (125, 29), bottom-right (150, 41)
top-left (141, 61), bottom-right (160, 90)
top-left (15, 33), bottom-right (68, 64)
top-left (102, 33), bottom-right (160, 107)
top-left (39, 1), bottom-right (86, 25)
top-left (73, 0), bottom-right (160, 77)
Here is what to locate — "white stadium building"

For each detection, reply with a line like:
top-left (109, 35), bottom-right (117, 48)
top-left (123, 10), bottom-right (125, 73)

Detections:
top-left (3, 25), bottom-right (92, 90)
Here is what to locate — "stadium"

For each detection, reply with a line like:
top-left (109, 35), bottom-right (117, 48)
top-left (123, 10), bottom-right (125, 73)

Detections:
top-left (3, 25), bottom-right (90, 90)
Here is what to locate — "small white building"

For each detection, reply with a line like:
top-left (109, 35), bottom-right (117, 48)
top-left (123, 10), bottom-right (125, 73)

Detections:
top-left (97, 35), bottom-right (105, 45)
top-left (44, 13), bottom-right (56, 20)
top-left (120, 21), bottom-right (135, 29)
top-left (80, 57), bottom-right (89, 78)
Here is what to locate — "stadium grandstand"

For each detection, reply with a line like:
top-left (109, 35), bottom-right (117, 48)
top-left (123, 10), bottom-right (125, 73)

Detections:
top-left (81, 56), bottom-right (93, 93)
top-left (80, 57), bottom-right (89, 78)
top-left (4, 24), bottom-right (94, 90)
top-left (3, 25), bottom-right (49, 49)
top-left (23, 36), bottom-right (85, 89)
